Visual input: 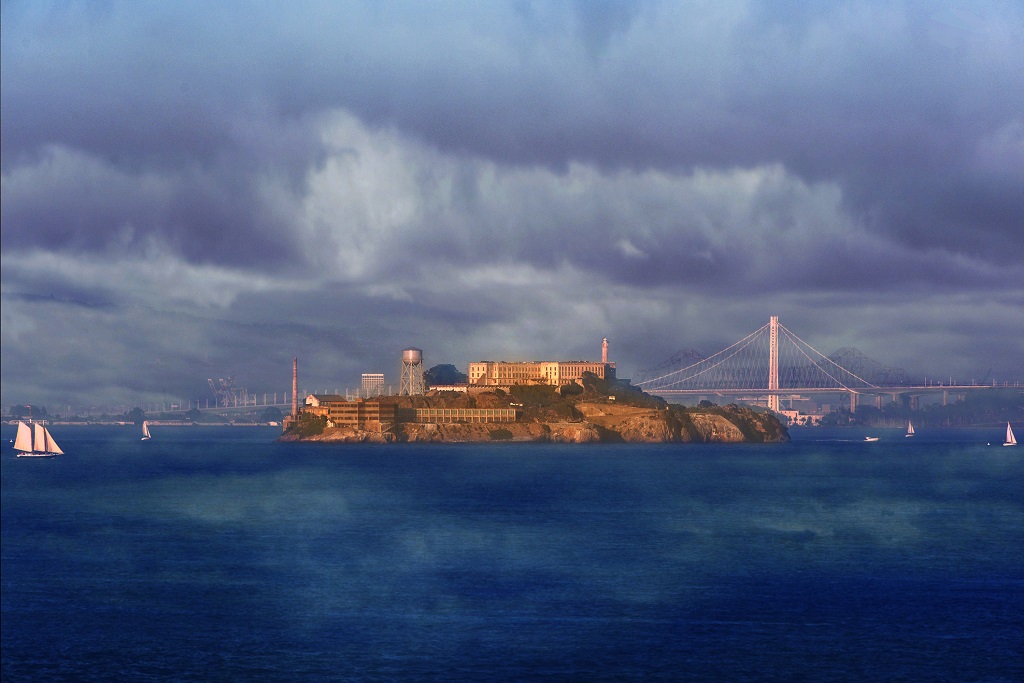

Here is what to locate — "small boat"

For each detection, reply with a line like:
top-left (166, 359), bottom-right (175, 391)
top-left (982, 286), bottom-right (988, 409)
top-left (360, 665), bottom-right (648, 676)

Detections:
top-left (905, 421), bottom-right (915, 438)
top-left (14, 421), bottom-right (64, 457)
top-left (1005, 422), bottom-right (1017, 447)
top-left (141, 421), bottom-right (152, 441)
top-left (864, 436), bottom-right (879, 442)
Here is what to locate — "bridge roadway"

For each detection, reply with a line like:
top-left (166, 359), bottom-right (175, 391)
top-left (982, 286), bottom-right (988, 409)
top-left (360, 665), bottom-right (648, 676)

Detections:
top-left (139, 401), bottom-right (294, 415)
top-left (164, 386), bottom-right (1012, 413)
top-left (650, 384), bottom-right (1005, 409)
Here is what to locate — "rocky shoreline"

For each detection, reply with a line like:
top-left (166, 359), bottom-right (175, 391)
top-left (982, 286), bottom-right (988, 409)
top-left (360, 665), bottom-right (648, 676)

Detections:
top-left (280, 397), bottom-right (788, 445)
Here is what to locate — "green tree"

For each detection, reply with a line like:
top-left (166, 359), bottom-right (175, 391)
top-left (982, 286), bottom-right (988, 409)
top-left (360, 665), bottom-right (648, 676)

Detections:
top-left (10, 404), bottom-right (47, 419)
top-left (288, 413), bottom-right (326, 437)
top-left (260, 406), bottom-right (284, 423)
top-left (127, 407), bottom-right (145, 425)
top-left (425, 364), bottom-right (468, 386)
top-left (559, 383), bottom-right (583, 397)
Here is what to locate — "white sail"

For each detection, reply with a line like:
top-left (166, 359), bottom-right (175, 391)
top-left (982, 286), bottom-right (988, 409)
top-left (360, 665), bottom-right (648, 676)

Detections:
top-left (14, 421), bottom-right (33, 452)
top-left (1006, 422), bottom-right (1017, 446)
top-left (142, 421), bottom-right (151, 440)
top-left (33, 423), bottom-right (47, 452)
top-left (44, 427), bottom-right (64, 455)
top-left (906, 421), bottom-right (915, 437)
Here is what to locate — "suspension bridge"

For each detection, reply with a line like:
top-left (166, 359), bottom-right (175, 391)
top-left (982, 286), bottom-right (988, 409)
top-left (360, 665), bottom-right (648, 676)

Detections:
top-left (634, 316), bottom-right (1004, 411)
top-left (136, 316), bottom-right (1007, 418)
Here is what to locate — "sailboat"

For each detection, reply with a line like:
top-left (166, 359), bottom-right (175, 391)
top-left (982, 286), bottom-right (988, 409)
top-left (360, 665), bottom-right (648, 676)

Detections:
top-left (1004, 422), bottom-right (1017, 447)
top-left (905, 421), bottom-right (915, 438)
top-left (14, 421), bottom-right (64, 457)
top-left (141, 421), bottom-right (152, 441)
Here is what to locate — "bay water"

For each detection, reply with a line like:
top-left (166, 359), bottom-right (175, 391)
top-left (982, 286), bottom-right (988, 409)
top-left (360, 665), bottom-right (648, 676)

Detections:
top-left (3, 424), bottom-right (1022, 681)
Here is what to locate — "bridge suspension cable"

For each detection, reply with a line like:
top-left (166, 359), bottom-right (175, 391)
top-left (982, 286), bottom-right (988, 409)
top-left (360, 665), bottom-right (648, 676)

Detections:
top-left (775, 324), bottom-right (878, 391)
top-left (634, 317), bottom-right (878, 394)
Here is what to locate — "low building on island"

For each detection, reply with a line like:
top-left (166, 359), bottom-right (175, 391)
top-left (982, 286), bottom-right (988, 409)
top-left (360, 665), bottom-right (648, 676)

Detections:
top-left (301, 394), bottom-right (518, 431)
top-left (409, 407), bottom-right (517, 423)
top-left (304, 394), bottom-right (397, 430)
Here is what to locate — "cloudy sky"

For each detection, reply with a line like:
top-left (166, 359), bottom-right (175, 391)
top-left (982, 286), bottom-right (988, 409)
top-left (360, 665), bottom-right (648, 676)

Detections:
top-left (2, 0), bottom-right (1022, 410)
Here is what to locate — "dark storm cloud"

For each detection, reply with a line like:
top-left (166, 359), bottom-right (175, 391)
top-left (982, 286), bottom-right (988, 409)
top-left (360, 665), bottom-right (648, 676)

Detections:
top-left (4, 1), bottom-right (1021, 267)
top-left (2, 0), bottom-right (1022, 408)
top-left (0, 145), bottom-right (304, 268)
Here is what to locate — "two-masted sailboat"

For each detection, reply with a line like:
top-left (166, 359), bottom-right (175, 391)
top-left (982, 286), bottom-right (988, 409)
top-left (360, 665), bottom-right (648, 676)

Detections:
top-left (13, 421), bottom-right (64, 457)
top-left (1005, 422), bottom-right (1017, 447)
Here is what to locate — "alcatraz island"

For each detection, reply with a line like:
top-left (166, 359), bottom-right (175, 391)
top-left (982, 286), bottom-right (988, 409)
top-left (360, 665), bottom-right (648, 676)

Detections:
top-left (280, 342), bottom-right (788, 445)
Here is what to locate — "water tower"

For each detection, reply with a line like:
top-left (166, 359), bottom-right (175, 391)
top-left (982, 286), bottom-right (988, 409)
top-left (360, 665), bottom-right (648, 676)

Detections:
top-left (400, 347), bottom-right (425, 395)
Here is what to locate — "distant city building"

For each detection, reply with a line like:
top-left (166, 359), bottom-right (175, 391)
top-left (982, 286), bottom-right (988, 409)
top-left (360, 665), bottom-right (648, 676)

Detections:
top-left (778, 409), bottom-right (823, 426)
top-left (362, 373), bottom-right (385, 397)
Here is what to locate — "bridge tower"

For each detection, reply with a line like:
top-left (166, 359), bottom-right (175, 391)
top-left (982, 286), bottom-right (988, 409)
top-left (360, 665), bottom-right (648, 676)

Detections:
top-left (768, 316), bottom-right (779, 412)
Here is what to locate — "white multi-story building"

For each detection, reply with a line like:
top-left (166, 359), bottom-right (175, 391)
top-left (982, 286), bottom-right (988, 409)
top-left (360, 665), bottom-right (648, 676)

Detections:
top-left (468, 360), bottom-right (615, 387)
top-left (468, 340), bottom-right (616, 388)
top-left (361, 373), bottom-right (385, 397)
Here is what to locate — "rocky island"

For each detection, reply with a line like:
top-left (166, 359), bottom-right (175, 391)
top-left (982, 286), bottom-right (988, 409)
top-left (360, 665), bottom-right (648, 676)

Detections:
top-left (280, 374), bottom-right (788, 445)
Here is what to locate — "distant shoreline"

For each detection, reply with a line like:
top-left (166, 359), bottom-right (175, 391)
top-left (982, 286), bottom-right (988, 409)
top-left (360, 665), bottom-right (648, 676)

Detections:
top-left (2, 420), bottom-right (278, 427)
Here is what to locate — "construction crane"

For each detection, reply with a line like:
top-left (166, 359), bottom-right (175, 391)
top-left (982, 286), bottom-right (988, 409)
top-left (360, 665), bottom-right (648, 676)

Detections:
top-left (208, 378), bottom-right (235, 407)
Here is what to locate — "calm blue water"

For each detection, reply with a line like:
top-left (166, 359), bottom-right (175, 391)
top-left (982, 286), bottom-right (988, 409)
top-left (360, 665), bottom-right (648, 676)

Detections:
top-left (3, 424), bottom-right (1022, 682)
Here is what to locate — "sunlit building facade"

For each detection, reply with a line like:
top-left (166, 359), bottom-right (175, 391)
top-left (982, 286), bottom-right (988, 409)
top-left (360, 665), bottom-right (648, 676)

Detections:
top-left (302, 395), bottom-right (517, 427)
top-left (468, 360), bottom-right (615, 387)
top-left (304, 395), bottom-right (396, 429)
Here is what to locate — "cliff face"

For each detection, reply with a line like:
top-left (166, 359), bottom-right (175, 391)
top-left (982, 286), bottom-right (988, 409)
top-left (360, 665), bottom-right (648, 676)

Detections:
top-left (576, 402), bottom-right (786, 444)
top-left (281, 401), bottom-right (788, 445)
top-left (282, 374), bottom-right (789, 445)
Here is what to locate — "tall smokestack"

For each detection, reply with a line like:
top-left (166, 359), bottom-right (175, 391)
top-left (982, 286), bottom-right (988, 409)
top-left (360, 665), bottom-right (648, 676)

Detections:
top-left (292, 357), bottom-right (298, 418)
top-left (602, 338), bottom-right (609, 364)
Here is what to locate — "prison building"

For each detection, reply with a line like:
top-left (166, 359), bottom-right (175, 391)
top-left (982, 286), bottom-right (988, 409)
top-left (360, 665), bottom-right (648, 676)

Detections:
top-left (304, 395), bottom-right (397, 429)
top-left (408, 407), bottom-right (518, 424)
top-left (468, 360), bottom-right (615, 387)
